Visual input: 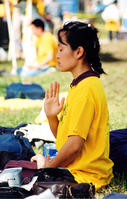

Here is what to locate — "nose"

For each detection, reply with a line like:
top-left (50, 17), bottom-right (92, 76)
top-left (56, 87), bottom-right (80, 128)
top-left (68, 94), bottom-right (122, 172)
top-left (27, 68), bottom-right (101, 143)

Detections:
top-left (56, 51), bottom-right (59, 60)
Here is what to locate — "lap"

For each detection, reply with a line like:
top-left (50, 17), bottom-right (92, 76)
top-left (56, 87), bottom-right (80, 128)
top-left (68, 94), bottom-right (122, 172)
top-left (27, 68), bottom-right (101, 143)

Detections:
top-left (16, 65), bottom-right (51, 77)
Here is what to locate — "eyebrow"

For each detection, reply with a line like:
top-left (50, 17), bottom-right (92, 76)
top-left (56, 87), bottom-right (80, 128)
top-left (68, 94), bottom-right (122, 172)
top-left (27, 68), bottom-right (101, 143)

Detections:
top-left (58, 42), bottom-right (67, 46)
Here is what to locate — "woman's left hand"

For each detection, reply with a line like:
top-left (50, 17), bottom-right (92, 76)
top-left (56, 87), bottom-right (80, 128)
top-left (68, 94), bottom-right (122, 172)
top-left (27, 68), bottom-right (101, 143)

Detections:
top-left (31, 154), bottom-right (50, 169)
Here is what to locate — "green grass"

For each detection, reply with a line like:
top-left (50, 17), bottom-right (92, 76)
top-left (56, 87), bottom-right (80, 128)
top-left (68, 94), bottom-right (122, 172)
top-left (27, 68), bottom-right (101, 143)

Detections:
top-left (0, 27), bottom-right (127, 197)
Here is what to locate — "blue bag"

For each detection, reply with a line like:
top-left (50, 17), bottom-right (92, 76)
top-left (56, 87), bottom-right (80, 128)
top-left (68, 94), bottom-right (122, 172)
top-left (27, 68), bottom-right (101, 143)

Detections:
top-left (5, 83), bottom-right (45, 99)
top-left (0, 134), bottom-right (35, 169)
top-left (110, 128), bottom-right (127, 174)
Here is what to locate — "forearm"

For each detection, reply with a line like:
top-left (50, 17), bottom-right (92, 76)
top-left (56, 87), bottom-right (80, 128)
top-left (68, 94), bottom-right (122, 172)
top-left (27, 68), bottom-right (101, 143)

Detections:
top-left (48, 148), bottom-right (78, 168)
top-left (47, 115), bottom-right (59, 138)
top-left (46, 136), bottom-right (84, 168)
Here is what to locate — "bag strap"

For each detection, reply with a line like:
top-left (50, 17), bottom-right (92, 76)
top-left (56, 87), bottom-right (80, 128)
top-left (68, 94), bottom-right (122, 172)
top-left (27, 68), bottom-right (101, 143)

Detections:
top-left (66, 182), bottom-right (95, 199)
top-left (66, 185), bottom-right (74, 199)
top-left (89, 183), bottom-right (96, 199)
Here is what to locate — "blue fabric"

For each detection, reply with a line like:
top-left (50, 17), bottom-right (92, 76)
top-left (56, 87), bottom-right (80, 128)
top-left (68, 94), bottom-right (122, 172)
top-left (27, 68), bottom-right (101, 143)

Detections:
top-left (5, 83), bottom-right (45, 99)
top-left (0, 133), bottom-right (35, 169)
top-left (103, 192), bottom-right (127, 199)
top-left (0, 123), bottom-right (27, 135)
top-left (0, 134), bottom-right (22, 156)
top-left (95, 3), bottom-right (107, 13)
top-left (16, 65), bottom-right (51, 77)
top-left (110, 129), bottom-right (127, 174)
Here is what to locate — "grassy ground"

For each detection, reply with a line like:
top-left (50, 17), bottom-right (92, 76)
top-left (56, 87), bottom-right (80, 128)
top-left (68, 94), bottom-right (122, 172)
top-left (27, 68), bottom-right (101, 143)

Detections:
top-left (0, 29), bottom-right (127, 197)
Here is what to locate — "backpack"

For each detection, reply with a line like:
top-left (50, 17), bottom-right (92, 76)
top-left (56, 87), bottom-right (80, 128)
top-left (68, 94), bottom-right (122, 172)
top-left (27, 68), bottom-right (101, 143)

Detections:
top-left (0, 134), bottom-right (35, 169)
top-left (110, 128), bottom-right (127, 175)
top-left (5, 83), bottom-right (45, 100)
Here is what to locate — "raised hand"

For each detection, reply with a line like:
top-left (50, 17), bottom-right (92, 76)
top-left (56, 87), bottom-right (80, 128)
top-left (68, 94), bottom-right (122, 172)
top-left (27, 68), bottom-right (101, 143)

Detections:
top-left (44, 82), bottom-right (65, 118)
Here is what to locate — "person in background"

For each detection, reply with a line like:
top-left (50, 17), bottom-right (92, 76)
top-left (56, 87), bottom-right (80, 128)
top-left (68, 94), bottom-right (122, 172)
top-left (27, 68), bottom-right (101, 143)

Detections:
top-left (8, 0), bottom-right (46, 61)
top-left (45, 0), bottom-right (63, 35)
top-left (31, 21), bottom-right (114, 191)
top-left (17, 18), bottom-right (57, 77)
top-left (102, 0), bottom-right (120, 41)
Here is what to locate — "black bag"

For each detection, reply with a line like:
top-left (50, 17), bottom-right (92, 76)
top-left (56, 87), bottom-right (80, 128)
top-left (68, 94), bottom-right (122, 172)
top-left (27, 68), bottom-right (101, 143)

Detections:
top-left (0, 186), bottom-right (32, 199)
top-left (32, 168), bottom-right (95, 198)
top-left (34, 167), bottom-right (77, 183)
top-left (32, 181), bottom-right (95, 199)
top-left (5, 83), bottom-right (45, 100)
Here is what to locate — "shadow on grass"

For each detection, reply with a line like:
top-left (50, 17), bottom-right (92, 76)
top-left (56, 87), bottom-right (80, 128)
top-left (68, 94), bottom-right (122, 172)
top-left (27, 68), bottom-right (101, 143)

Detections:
top-left (100, 53), bottom-right (127, 63)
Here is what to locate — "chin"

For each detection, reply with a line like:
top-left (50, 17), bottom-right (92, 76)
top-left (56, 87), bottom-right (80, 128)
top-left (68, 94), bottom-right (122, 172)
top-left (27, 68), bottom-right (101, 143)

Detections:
top-left (57, 64), bottom-right (69, 72)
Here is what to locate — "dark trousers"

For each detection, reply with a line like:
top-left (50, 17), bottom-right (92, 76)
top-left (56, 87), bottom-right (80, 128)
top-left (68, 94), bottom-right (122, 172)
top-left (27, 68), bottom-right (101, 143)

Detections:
top-left (109, 31), bottom-right (119, 41)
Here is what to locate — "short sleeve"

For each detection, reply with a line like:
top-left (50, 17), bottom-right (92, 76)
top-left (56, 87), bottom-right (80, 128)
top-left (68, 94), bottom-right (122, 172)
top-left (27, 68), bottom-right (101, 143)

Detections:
top-left (67, 88), bottom-right (94, 140)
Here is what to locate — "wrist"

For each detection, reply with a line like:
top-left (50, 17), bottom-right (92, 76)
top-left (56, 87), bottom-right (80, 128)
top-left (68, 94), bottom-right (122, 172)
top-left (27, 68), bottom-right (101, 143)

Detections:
top-left (46, 114), bottom-right (58, 120)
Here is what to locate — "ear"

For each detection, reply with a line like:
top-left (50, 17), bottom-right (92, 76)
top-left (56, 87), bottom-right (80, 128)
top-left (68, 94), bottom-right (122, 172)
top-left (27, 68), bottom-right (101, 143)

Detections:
top-left (76, 46), bottom-right (85, 59)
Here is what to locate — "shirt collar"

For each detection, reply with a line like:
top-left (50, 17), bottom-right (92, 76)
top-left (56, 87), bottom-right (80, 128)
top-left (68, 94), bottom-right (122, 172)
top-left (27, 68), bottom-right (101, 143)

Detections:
top-left (70, 70), bottom-right (100, 87)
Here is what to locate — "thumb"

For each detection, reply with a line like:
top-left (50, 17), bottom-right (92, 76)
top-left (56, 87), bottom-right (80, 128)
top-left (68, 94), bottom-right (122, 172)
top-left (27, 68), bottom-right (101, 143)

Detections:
top-left (60, 97), bottom-right (65, 109)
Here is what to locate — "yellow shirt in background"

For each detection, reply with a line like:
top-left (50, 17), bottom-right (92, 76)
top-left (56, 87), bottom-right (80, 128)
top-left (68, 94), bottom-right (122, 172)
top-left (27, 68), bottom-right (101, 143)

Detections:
top-left (56, 76), bottom-right (113, 191)
top-left (36, 32), bottom-right (57, 67)
top-left (0, 4), bottom-right (6, 18)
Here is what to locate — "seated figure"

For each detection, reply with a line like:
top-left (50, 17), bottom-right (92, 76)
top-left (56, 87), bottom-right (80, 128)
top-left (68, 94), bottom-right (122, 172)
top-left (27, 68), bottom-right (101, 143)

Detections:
top-left (17, 18), bottom-right (58, 77)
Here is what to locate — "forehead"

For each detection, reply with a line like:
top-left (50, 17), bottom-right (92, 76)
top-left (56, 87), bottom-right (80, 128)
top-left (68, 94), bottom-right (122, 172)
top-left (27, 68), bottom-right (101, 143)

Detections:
top-left (31, 24), bottom-right (40, 31)
top-left (59, 31), bottom-right (68, 45)
top-left (31, 25), bottom-right (37, 31)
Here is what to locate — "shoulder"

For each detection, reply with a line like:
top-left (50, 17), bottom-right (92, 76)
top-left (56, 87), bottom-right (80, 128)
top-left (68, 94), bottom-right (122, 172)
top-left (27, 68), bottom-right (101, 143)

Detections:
top-left (43, 32), bottom-right (56, 42)
top-left (73, 77), bottom-right (104, 101)
top-left (43, 32), bottom-right (54, 38)
top-left (78, 76), bottom-right (102, 91)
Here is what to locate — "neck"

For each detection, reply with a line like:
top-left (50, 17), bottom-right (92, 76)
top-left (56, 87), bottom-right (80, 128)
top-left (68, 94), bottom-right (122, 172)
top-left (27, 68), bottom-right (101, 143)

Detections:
top-left (72, 62), bottom-right (91, 79)
top-left (38, 31), bottom-right (44, 37)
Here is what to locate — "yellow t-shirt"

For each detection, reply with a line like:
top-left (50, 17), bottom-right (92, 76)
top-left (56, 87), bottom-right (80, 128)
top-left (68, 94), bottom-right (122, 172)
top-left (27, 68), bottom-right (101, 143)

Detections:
top-left (0, 4), bottom-right (6, 18)
top-left (36, 32), bottom-right (57, 67)
top-left (105, 19), bottom-right (120, 31)
top-left (56, 76), bottom-right (113, 191)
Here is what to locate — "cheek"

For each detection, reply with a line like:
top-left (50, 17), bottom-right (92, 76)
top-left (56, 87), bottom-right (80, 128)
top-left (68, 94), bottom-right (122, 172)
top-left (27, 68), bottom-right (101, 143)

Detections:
top-left (63, 49), bottom-right (72, 59)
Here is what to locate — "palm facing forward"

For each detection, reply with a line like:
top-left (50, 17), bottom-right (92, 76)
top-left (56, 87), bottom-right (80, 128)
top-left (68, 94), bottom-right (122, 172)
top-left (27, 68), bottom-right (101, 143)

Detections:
top-left (44, 82), bottom-right (65, 118)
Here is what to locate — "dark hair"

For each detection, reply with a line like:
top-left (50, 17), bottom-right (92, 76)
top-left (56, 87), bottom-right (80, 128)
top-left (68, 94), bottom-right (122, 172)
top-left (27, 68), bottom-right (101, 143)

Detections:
top-left (58, 21), bottom-right (105, 75)
top-left (113, 0), bottom-right (117, 3)
top-left (31, 18), bottom-right (45, 30)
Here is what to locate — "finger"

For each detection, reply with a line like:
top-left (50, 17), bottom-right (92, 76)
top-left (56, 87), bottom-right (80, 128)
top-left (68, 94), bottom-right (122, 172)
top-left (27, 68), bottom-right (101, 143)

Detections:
top-left (45, 88), bottom-right (49, 99)
top-left (53, 82), bottom-right (57, 97)
top-left (49, 83), bottom-right (53, 97)
top-left (31, 156), bottom-right (37, 162)
top-left (56, 82), bottom-right (60, 100)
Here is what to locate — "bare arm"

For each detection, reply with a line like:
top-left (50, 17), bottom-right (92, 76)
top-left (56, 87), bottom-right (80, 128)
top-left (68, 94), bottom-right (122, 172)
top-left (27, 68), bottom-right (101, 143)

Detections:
top-left (47, 135), bottom-right (84, 167)
top-left (31, 135), bottom-right (84, 169)
top-left (44, 82), bottom-right (65, 137)
top-left (46, 115), bottom-right (59, 138)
